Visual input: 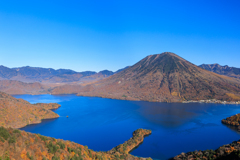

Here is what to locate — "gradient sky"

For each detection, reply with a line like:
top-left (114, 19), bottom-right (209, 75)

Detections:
top-left (0, 0), bottom-right (239, 72)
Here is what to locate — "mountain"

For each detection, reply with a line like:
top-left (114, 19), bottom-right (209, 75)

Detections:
top-left (77, 52), bottom-right (240, 102)
top-left (0, 66), bottom-right (114, 83)
top-left (0, 65), bottom-right (18, 79)
top-left (0, 64), bottom-right (131, 84)
top-left (199, 63), bottom-right (240, 79)
top-left (115, 66), bottom-right (130, 74)
top-left (0, 91), bottom-right (60, 128)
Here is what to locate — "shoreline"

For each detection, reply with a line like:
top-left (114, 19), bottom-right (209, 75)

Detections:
top-left (182, 99), bottom-right (240, 105)
top-left (18, 117), bottom-right (59, 129)
top-left (13, 93), bottom-right (240, 105)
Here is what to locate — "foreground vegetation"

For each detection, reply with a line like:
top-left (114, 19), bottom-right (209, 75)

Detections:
top-left (0, 127), bottom-right (152, 160)
top-left (172, 139), bottom-right (240, 160)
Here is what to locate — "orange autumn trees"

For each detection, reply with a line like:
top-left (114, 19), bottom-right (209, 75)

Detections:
top-left (222, 114), bottom-right (240, 127)
top-left (0, 127), bottom-right (152, 160)
top-left (0, 92), bottom-right (60, 128)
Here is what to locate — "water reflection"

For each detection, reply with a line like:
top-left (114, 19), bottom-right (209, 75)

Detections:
top-left (136, 102), bottom-right (210, 127)
top-left (222, 123), bottom-right (240, 135)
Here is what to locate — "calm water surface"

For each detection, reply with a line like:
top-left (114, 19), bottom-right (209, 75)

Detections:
top-left (13, 94), bottom-right (240, 160)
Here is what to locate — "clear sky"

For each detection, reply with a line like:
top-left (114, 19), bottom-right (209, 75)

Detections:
top-left (0, 0), bottom-right (239, 72)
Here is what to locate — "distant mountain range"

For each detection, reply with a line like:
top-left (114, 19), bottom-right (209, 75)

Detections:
top-left (0, 65), bottom-right (127, 83)
top-left (199, 64), bottom-right (240, 79)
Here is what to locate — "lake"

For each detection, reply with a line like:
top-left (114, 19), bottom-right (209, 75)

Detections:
top-left (13, 94), bottom-right (240, 160)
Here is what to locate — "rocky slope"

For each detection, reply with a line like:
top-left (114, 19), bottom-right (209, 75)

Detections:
top-left (77, 52), bottom-right (240, 102)
top-left (0, 92), bottom-right (60, 128)
top-left (199, 64), bottom-right (240, 79)
top-left (0, 127), bottom-right (152, 160)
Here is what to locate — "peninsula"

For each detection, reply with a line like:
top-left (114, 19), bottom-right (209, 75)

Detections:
top-left (0, 92), bottom-right (60, 128)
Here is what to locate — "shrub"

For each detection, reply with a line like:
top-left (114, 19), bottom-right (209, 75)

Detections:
top-left (70, 154), bottom-right (83, 160)
top-left (120, 155), bottom-right (125, 159)
top-left (0, 127), bottom-right (10, 140)
top-left (0, 136), bottom-right (4, 142)
top-left (13, 129), bottom-right (21, 134)
top-left (57, 141), bottom-right (65, 149)
top-left (8, 136), bottom-right (16, 144)
top-left (38, 134), bottom-right (47, 142)
top-left (52, 155), bottom-right (60, 160)
top-left (46, 141), bottom-right (59, 154)
top-left (26, 152), bottom-right (34, 160)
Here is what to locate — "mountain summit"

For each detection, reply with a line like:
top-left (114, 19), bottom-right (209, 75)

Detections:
top-left (77, 52), bottom-right (240, 102)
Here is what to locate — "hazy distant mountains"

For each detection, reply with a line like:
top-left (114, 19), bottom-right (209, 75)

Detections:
top-left (199, 64), bottom-right (240, 79)
top-left (0, 65), bottom-right (126, 83)
top-left (76, 52), bottom-right (240, 102)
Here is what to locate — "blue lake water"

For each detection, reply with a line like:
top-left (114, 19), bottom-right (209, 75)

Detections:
top-left (13, 94), bottom-right (240, 160)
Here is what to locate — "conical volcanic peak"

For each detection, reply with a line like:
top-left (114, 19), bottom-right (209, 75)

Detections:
top-left (75, 52), bottom-right (240, 102)
top-left (123, 52), bottom-right (195, 78)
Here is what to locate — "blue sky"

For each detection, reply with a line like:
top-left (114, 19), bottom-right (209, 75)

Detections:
top-left (0, 0), bottom-right (239, 72)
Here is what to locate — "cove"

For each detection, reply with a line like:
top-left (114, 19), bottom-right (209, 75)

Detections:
top-left (13, 94), bottom-right (240, 160)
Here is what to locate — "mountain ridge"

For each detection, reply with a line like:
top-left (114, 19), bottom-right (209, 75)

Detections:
top-left (199, 63), bottom-right (240, 79)
top-left (0, 65), bottom-right (127, 83)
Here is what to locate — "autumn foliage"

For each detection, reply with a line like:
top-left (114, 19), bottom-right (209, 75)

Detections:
top-left (109, 129), bottom-right (152, 155)
top-left (0, 127), bottom-right (152, 160)
top-left (222, 114), bottom-right (240, 127)
top-left (0, 92), bottom-right (60, 128)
